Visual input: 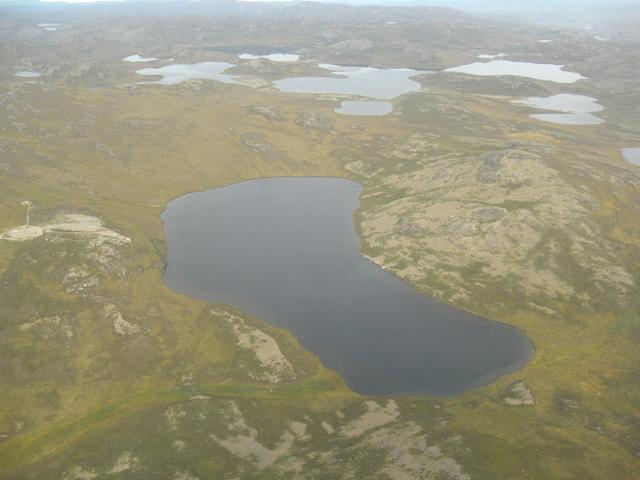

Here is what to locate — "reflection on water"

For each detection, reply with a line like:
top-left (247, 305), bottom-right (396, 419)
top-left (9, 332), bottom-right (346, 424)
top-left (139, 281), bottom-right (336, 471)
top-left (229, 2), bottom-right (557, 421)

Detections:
top-left (335, 100), bottom-right (393, 116)
top-left (513, 94), bottom-right (604, 125)
top-left (478, 53), bottom-right (506, 59)
top-left (123, 54), bottom-right (158, 63)
top-left (239, 53), bottom-right (299, 62)
top-left (445, 60), bottom-right (584, 83)
top-left (275, 64), bottom-right (424, 99)
top-left (622, 148), bottom-right (640, 166)
top-left (136, 61), bottom-right (239, 85)
top-left (14, 71), bottom-right (42, 78)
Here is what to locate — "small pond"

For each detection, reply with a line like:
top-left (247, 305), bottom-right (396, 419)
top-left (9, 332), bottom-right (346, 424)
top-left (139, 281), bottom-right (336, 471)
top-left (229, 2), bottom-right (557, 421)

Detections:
top-left (622, 148), bottom-right (640, 166)
top-left (335, 100), bottom-right (392, 116)
top-left (512, 94), bottom-right (604, 125)
top-left (123, 54), bottom-right (158, 63)
top-left (239, 53), bottom-right (299, 62)
top-left (478, 53), bottom-right (506, 59)
top-left (14, 71), bottom-right (42, 78)
top-left (38, 23), bottom-right (62, 31)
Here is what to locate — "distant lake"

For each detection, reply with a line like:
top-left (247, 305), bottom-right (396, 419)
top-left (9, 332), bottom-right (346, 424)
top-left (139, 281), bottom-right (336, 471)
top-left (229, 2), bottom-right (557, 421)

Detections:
top-left (123, 54), bottom-right (158, 63)
top-left (622, 148), bottom-right (640, 166)
top-left (14, 71), bottom-right (42, 78)
top-left (133, 61), bottom-right (422, 112)
top-left (37, 22), bottom-right (62, 31)
top-left (478, 53), bottom-right (506, 59)
top-left (445, 60), bottom-right (584, 83)
top-left (136, 61), bottom-right (239, 85)
top-left (239, 53), bottom-right (299, 62)
top-left (335, 100), bottom-right (392, 116)
top-left (162, 177), bottom-right (533, 396)
top-left (513, 94), bottom-right (604, 125)
top-left (274, 64), bottom-right (424, 99)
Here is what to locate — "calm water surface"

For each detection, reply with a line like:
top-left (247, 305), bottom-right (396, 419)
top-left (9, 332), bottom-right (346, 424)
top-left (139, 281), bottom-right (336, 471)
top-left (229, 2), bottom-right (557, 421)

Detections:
top-left (513, 94), bottom-right (604, 125)
top-left (123, 54), bottom-right (158, 63)
top-left (133, 60), bottom-right (421, 110)
top-left (622, 148), bottom-right (640, 166)
top-left (478, 53), bottom-right (506, 59)
top-left (136, 61), bottom-right (238, 85)
top-left (14, 71), bottom-right (42, 78)
top-left (239, 53), bottom-right (299, 62)
top-left (162, 177), bottom-right (533, 396)
top-left (37, 23), bottom-right (62, 31)
top-left (335, 100), bottom-right (392, 116)
top-left (275, 64), bottom-right (424, 99)
top-left (445, 60), bottom-right (584, 83)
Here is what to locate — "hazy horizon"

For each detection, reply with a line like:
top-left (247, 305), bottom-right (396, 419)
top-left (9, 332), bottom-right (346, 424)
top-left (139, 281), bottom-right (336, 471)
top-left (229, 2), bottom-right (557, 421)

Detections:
top-left (2, 0), bottom-right (638, 6)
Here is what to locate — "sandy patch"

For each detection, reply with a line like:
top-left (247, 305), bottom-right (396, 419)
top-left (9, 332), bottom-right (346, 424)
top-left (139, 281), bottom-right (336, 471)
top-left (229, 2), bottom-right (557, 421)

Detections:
top-left (503, 381), bottom-right (534, 406)
top-left (63, 266), bottom-right (100, 293)
top-left (1, 212), bottom-right (130, 245)
top-left (19, 315), bottom-right (74, 339)
top-left (62, 467), bottom-right (98, 480)
top-left (173, 471), bottom-right (199, 480)
top-left (364, 422), bottom-right (470, 480)
top-left (46, 214), bottom-right (130, 245)
top-left (342, 400), bottom-right (399, 438)
top-left (211, 401), bottom-right (295, 469)
top-left (321, 421), bottom-right (335, 434)
top-left (0, 225), bottom-right (44, 241)
top-left (189, 395), bottom-right (211, 401)
top-left (108, 451), bottom-right (139, 474)
top-left (164, 405), bottom-right (187, 432)
top-left (105, 304), bottom-right (140, 336)
top-left (216, 311), bottom-right (294, 383)
top-left (289, 421), bottom-right (309, 441)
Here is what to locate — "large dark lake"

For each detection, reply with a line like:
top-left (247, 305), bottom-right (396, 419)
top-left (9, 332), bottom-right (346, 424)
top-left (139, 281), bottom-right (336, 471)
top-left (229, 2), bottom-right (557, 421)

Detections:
top-left (162, 177), bottom-right (534, 396)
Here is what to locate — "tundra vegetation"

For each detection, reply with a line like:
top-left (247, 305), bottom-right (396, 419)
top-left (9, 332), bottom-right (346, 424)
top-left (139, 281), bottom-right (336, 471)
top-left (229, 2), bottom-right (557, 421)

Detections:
top-left (0, 2), bottom-right (638, 479)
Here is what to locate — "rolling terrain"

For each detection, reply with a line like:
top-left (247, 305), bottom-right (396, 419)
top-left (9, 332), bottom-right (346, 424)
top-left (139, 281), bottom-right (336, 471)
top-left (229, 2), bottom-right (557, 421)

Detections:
top-left (0, 2), bottom-right (639, 479)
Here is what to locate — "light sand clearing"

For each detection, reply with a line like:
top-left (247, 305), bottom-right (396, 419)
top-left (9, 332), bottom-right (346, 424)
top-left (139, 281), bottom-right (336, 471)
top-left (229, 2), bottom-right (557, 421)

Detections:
top-left (173, 471), bottom-right (199, 480)
top-left (1, 213), bottom-right (130, 244)
top-left (212, 401), bottom-right (295, 468)
top-left (164, 405), bottom-right (187, 431)
top-left (216, 311), bottom-right (294, 383)
top-left (0, 225), bottom-right (44, 241)
top-left (289, 421), bottom-right (309, 440)
top-left (321, 421), bottom-right (335, 434)
top-left (104, 304), bottom-right (140, 336)
top-left (504, 381), bottom-right (535, 406)
top-left (365, 422), bottom-right (470, 480)
top-left (62, 467), bottom-right (98, 480)
top-left (108, 452), bottom-right (139, 474)
top-left (342, 400), bottom-right (399, 438)
top-left (19, 315), bottom-right (74, 339)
